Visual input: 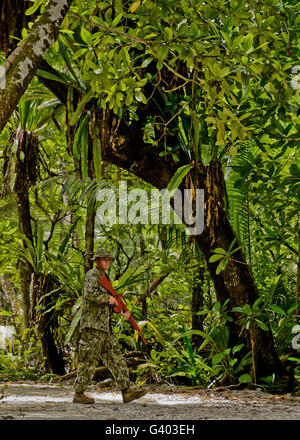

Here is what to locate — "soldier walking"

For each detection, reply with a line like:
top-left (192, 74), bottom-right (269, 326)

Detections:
top-left (73, 248), bottom-right (147, 404)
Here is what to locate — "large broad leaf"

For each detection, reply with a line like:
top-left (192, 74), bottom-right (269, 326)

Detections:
top-left (0, 308), bottom-right (13, 317)
top-left (36, 69), bottom-right (72, 87)
top-left (73, 115), bottom-right (88, 161)
top-left (69, 90), bottom-right (94, 126)
top-left (239, 373), bottom-right (252, 383)
top-left (166, 164), bottom-right (193, 194)
top-left (58, 40), bottom-right (85, 91)
top-left (65, 308), bottom-right (81, 344)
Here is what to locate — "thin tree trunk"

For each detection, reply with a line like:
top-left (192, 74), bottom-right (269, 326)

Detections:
top-left (12, 131), bottom-right (39, 329)
top-left (15, 191), bottom-right (33, 329)
top-left (0, 0), bottom-right (73, 134)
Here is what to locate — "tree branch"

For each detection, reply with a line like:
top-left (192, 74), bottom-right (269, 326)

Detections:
top-left (136, 273), bottom-right (170, 306)
top-left (0, 0), bottom-right (74, 134)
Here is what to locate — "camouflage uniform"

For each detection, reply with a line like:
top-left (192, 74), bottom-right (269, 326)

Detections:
top-left (74, 261), bottom-right (131, 394)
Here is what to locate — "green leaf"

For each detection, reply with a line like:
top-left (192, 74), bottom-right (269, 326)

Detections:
top-left (120, 47), bottom-right (131, 66)
top-left (25, 0), bottom-right (43, 15)
top-left (141, 58), bottom-right (153, 68)
top-left (267, 304), bottom-right (286, 315)
top-left (112, 13), bottom-right (123, 27)
top-left (69, 90), bottom-right (94, 126)
top-left (164, 27), bottom-right (173, 40)
top-left (228, 238), bottom-right (237, 252)
top-left (36, 69), bottom-right (70, 86)
top-left (239, 374), bottom-right (252, 383)
top-left (214, 247), bottom-right (227, 255)
top-left (232, 343), bottom-right (244, 354)
top-left (209, 254), bottom-right (224, 263)
top-left (243, 33), bottom-right (253, 52)
top-left (232, 307), bottom-right (243, 313)
top-left (201, 144), bottom-right (212, 167)
top-left (232, 35), bottom-right (244, 50)
top-left (255, 319), bottom-right (269, 331)
top-left (157, 46), bottom-right (169, 61)
top-left (93, 2), bottom-right (110, 11)
top-left (287, 357), bottom-right (300, 363)
top-left (81, 28), bottom-right (92, 45)
top-left (59, 40), bottom-right (83, 90)
top-left (73, 115), bottom-right (88, 160)
top-left (65, 308), bottom-right (82, 344)
top-left (212, 352), bottom-right (226, 365)
top-left (0, 308), bottom-right (13, 317)
top-left (216, 258), bottom-right (228, 275)
top-left (166, 164), bottom-right (193, 193)
top-left (130, 0), bottom-right (141, 13)
top-left (135, 90), bottom-right (147, 104)
top-left (243, 304), bottom-right (252, 315)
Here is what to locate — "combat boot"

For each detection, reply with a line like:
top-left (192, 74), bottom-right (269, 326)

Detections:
top-left (122, 387), bottom-right (147, 403)
top-left (73, 391), bottom-right (95, 404)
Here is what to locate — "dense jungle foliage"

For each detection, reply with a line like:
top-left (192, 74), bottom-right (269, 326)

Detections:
top-left (0, 0), bottom-right (299, 393)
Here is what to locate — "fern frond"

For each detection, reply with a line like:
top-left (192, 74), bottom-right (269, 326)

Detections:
top-left (225, 145), bottom-right (250, 255)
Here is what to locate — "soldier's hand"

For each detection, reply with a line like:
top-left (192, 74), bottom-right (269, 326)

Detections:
top-left (121, 310), bottom-right (130, 319)
top-left (108, 296), bottom-right (117, 305)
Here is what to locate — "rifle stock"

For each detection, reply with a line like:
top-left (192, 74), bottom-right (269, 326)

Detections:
top-left (100, 274), bottom-right (147, 344)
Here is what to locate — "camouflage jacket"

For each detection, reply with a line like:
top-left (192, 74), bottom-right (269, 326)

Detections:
top-left (79, 267), bottom-right (113, 332)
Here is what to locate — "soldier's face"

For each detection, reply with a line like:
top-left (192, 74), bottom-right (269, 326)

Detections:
top-left (96, 257), bottom-right (112, 273)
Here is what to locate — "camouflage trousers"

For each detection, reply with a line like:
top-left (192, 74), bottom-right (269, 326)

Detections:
top-left (74, 327), bottom-right (131, 394)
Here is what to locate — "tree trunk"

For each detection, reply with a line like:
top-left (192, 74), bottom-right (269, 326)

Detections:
top-left (193, 161), bottom-right (287, 379)
top-left (30, 273), bottom-right (66, 375)
top-left (15, 184), bottom-right (34, 329)
top-left (0, 0), bottom-right (73, 134)
top-left (42, 325), bottom-right (66, 376)
top-left (11, 130), bottom-right (39, 329)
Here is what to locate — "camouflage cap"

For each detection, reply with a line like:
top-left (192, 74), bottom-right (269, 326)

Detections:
top-left (91, 248), bottom-right (115, 261)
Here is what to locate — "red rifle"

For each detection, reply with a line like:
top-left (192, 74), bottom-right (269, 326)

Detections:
top-left (100, 274), bottom-right (147, 345)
